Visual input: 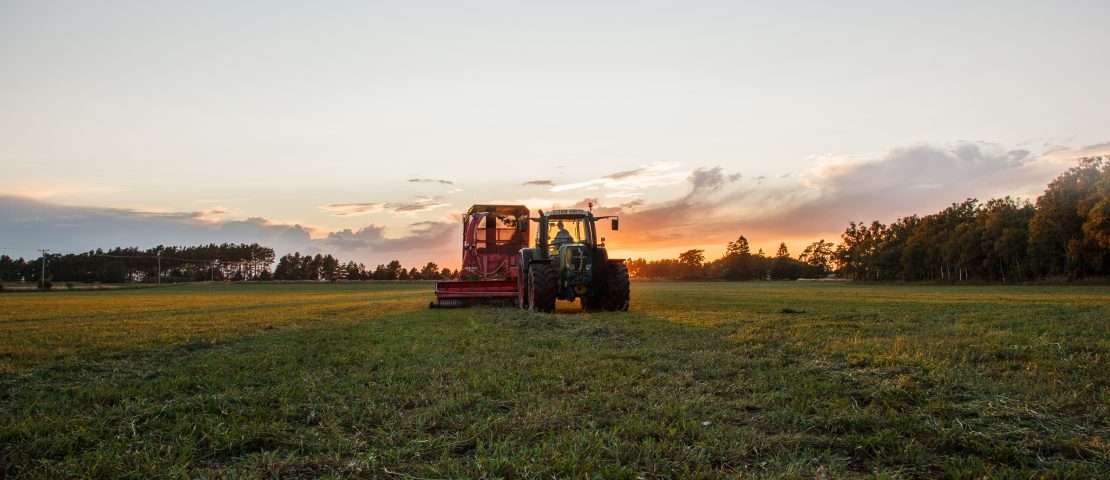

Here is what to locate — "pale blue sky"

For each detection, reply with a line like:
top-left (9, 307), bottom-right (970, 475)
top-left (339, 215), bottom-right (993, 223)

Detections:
top-left (1, 1), bottom-right (1108, 265)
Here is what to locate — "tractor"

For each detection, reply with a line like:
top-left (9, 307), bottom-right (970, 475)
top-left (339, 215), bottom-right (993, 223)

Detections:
top-left (429, 204), bottom-right (630, 312)
top-left (517, 207), bottom-right (630, 312)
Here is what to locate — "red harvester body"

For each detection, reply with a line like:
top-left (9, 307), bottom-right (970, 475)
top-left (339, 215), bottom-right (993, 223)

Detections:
top-left (429, 204), bottom-right (530, 308)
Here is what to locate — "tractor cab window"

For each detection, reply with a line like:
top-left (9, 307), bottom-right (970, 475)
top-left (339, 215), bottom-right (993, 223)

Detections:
top-left (547, 217), bottom-right (590, 254)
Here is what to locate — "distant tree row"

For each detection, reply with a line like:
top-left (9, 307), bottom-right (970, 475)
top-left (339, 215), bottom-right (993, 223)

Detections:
top-left (0, 243), bottom-right (275, 284)
top-left (270, 252), bottom-right (456, 281)
top-left (628, 238), bottom-right (832, 280)
top-left (1, 248), bottom-right (459, 285)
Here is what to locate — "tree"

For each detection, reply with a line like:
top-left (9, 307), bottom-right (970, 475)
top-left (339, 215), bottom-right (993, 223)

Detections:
top-left (384, 260), bottom-right (403, 280)
top-left (775, 243), bottom-right (789, 258)
top-left (677, 249), bottom-right (705, 279)
top-left (419, 262), bottom-right (440, 280)
top-left (678, 249), bottom-right (705, 267)
top-left (726, 236), bottom-right (750, 256)
top-left (1028, 157), bottom-right (1106, 277)
top-left (1078, 158), bottom-right (1110, 273)
top-left (799, 239), bottom-right (835, 274)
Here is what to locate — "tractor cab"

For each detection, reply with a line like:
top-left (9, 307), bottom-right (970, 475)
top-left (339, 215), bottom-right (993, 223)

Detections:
top-left (538, 209), bottom-right (596, 255)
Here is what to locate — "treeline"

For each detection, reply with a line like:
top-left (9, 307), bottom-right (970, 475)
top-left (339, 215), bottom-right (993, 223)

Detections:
top-left (1, 247), bottom-right (458, 285)
top-left (628, 238), bottom-right (833, 280)
top-left (629, 157), bottom-right (1109, 282)
top-left (0, 243), bottom-right (275, 284)
top-left (270, 252), bottom-right (457, 281)
top-left (836, 157), bottom-right (1109, 281)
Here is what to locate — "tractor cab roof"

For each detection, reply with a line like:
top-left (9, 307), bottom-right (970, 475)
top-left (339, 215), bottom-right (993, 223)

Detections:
top-left (545, 209), bottom-right (591, 219)
top-left (467, 205), bottom-right (529, 217)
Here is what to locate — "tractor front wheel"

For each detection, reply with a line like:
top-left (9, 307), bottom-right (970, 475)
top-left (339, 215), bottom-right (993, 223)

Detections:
top-left (528, 263), bottom-right (556, 313)
top-left (601, 262), bottom-right (630, 311)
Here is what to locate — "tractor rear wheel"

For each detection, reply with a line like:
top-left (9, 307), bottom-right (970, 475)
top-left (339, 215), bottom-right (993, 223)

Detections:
top-left (528, 263), bottom-right (556, 313)
top-left (601, 262), bottom-right (630, 311)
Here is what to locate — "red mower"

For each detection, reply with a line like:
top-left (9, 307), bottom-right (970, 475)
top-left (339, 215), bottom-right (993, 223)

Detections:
top-left (429, 205), bottom-right (530, 308)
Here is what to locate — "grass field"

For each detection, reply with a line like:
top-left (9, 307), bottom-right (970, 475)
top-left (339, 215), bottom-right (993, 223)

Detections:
top-left (1, 282), bottom-right (1108, 478)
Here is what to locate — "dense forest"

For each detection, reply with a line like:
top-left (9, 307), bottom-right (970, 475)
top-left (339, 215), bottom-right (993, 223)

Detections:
top-left (631, 156), bottom-right (1110, 281)
top-left (3, 157), bottom-right (1107, 287)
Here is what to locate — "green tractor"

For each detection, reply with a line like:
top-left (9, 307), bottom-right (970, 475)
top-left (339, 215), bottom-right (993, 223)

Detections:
top-left (517, 208), bottom-right (630, 312)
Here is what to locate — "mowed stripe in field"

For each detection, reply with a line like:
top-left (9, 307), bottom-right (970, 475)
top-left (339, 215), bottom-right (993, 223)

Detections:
top-left (0, 284), bottom-right (430, 371)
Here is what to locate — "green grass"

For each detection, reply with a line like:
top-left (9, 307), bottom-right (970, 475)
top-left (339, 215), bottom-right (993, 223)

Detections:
top-left (1, 282), bottom-right (1108, 478)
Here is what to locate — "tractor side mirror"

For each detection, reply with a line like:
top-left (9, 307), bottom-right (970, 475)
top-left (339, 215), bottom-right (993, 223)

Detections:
top-left (611, 218), bottom-right (619, 231)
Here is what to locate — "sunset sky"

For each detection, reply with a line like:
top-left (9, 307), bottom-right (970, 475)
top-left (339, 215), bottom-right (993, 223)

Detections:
top-left (2, 0), bottom-right (1109, 267)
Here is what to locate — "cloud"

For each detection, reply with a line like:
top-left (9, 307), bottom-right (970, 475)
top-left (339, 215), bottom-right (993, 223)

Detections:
top-left (550, 161), bottom-right (687, 194)
top-left (321, 197), bottom-right (451, 217)
top-left (321, 221), bottom-right (455, 254)
top-left (780, 142), bottom-right (1053, 234)
top-left (0, 195), bottom-right (457, 267)
top-left (687, 167), bottom-right (741, 193)
top-left (320, 202), bottom-right (385, 217)
top-left (385, 196), bottom-right (450, 216)
top-left (521, 180), bottom-right (555, 187)
top-left (0, 179), bottom-right (123, 200)
top-left (408, 178), bottom-right (455, 185)
top-left (197, 206), bottom-right (240, 222)
top-left (568, 198), bottom-right (645, 216)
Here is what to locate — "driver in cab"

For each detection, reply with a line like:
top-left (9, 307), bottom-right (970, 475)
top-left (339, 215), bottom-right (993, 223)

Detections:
top-left (553, 221), bottom-right (574, 246)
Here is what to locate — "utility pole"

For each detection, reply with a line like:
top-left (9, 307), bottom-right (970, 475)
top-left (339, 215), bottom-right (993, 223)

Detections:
top-left (157, 248), bottom-right (162, 286)
top-left (39, 249), bottom-right (48, 288)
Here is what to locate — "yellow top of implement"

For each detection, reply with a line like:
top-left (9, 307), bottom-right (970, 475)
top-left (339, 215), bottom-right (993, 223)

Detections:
top-left (466, 205), bottom-right (529, 217)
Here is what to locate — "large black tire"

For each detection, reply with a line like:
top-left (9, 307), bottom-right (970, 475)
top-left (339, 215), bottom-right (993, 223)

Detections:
top-left (583, 248), bottom-right (608, 311)
top-left (583, 294), bottom-right (604, 311)
top-left (528, 263), bottom-right (556, 313)
top-left (601, 262), bottom-right (630, 311)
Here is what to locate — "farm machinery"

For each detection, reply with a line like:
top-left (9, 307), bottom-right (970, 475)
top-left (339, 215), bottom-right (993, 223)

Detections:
top-left (430, 204), bottom-right (630, 312)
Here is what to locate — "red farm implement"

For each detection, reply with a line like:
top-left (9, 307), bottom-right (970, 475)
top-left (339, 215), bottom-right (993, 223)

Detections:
top-left (429, 205), bottom-right (530, 308)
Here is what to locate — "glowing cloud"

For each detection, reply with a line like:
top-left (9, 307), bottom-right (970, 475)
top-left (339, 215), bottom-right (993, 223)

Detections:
top-left (320, 202), bottom-right (385, 217)
top-left (550, 161), bottom-right (687, 194)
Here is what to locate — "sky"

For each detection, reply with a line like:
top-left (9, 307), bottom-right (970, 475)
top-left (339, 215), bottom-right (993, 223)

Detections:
top-left (2, 0), bottom-right (1109, 267)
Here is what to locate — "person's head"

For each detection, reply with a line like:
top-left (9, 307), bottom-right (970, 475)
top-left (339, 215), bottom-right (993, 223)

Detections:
top-left (557, 221), bottom-right (565, 229)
